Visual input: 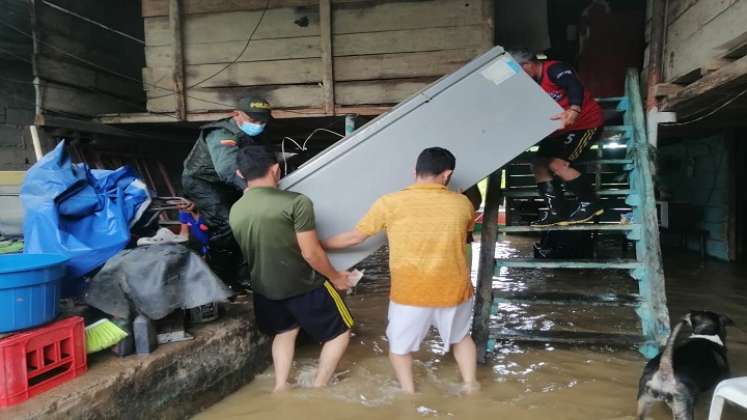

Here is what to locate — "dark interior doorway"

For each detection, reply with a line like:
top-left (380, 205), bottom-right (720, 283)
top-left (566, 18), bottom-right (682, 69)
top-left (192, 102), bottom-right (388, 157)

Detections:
top-left (732, 133), bottom-right (747, 262)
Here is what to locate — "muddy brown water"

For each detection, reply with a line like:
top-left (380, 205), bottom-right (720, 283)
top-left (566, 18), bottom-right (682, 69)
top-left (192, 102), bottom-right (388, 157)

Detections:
top-left (194, 236), bottom-right (747, 420)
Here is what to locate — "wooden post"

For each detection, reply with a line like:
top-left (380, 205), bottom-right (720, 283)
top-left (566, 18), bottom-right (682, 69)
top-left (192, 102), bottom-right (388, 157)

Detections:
top-left (626, 69), bottom-right (670, 357)
top-left (472, 169), bottom-right (502, 364)
top-left (169, 0), bottom-right (186, 120)
top-left (481, 0), bottom-right (495, 50)
top-left (28, 0), bottom-right (43, 116)
top-left (727, 130), bottom-right (737, 261)
top-left (319, 0), bottom-right (335, 115)
top-left (645, 0), bottom-right (666, 112)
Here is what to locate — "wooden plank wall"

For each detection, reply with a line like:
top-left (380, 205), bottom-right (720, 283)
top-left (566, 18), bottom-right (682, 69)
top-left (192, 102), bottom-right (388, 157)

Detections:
top-left (34, 0), bottom-right (146, 118)
top-left (141, 0), bottom-right (494, 114)
top-left (663, 0), bottom-right (747, 82)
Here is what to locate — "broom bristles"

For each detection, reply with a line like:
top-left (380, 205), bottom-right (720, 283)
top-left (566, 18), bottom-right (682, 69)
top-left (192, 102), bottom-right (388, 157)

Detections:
top-left (86, 319), bottom-right (129, 354)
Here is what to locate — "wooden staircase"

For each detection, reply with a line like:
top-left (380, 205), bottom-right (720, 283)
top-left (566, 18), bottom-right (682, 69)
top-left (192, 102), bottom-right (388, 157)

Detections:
top-left (472, 69), bottom-right (670, 361)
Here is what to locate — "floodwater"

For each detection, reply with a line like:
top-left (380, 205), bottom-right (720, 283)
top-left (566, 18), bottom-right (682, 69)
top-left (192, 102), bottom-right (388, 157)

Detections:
top-left (194, 236), bottom-right (747, 420)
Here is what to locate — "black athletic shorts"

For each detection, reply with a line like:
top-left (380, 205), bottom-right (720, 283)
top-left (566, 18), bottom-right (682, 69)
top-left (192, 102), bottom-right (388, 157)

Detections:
top-left (536, 127), bottom-right (603, 162)
top-left (253, 282), bottom-right (354, 343)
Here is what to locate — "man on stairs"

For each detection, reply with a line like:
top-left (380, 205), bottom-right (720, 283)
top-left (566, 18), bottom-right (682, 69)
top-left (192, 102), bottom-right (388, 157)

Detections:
top-left (511, 49), bottom-right (605, 226)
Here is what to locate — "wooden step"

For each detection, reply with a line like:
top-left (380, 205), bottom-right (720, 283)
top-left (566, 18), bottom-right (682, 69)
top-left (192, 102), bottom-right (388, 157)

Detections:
top-left (492, 291), bottom-right (640, 307)
top-left (489, 330), bottom-right (642, 346)
top-left (494, 258), bottom-right (641, 270)
top-left (498, 223), bottom-right (637, 233)
top-left (595, 96), bottom-right (627, 104)
top-left (574, 158), bottom-right (633, 166)
top-left (602, 124), bottom-right (632, 134)
top-left (503, 189), bottom-right (630, 198)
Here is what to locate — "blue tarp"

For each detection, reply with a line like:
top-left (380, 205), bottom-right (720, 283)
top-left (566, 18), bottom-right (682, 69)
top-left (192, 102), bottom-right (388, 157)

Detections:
top-left (21, 141), bottom-right (150, 279)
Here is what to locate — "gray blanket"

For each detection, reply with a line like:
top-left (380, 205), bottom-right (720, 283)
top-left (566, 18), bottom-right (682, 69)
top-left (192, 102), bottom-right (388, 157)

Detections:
top-left (85, 244), bottom-right (232, 320)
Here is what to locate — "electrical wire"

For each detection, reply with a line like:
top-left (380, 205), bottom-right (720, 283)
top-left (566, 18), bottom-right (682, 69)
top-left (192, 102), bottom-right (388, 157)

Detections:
top-left (150, 0), bottom-right (271, 98)
top-left (0, 18), bottom-right (320, 119)
top-left (186, 0), bottom-right (270, 89)
top-left (0, 46), bottom-right (32, 63)
top-left (301, 128), bottom-right (345, 150)
top-left (663, 86), bottom-right (747, 126)
top-left (280, 128), bottom-right (345, 176)
top-left (40, 0), bottom-right (144, 44)
top-left (0, 6), bottom-right (350, 120)
top-left (0, 75), bottom-right (33, 84)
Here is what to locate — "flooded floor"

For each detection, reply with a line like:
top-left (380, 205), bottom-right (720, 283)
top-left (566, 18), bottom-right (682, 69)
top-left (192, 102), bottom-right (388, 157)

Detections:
top-left (194, 235), bottom-right (747, 420)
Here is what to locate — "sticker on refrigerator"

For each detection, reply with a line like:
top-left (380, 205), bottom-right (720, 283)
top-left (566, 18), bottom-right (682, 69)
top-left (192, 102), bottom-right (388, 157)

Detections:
top-left (480, 57), bottom-right (517, 85)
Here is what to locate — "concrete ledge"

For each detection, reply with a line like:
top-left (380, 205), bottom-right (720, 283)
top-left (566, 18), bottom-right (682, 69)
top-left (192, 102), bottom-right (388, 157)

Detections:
top-left (6, 303), bottom-right (270, 420)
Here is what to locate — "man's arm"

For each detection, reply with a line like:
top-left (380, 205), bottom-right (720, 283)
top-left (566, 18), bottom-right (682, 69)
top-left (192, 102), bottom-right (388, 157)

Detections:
top-left (205, 130), bottom-right (245, 190)
top-left (547, 62), bottom-right (584, 107)
top-left (547, 62), bottom-right (585, 129)
top-left (323, 197), bottom-right (386, 251)
top-left (322, 229), bottom-right (370, 250)
top-left (296, 230), bottom-right (351, 290)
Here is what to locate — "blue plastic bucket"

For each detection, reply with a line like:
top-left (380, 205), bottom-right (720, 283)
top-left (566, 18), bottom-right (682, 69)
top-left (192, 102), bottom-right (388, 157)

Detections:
top-left (0, 254), bottom-right (69, 333)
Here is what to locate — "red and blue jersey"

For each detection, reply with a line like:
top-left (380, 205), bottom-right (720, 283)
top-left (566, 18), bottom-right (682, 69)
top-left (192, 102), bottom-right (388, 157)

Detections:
top-left (540, 60), bottom-right (604, 132)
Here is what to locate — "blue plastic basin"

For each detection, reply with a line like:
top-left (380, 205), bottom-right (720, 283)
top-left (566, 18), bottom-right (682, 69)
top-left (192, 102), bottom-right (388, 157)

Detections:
top-left (0, 254), bottom-right (69, 333)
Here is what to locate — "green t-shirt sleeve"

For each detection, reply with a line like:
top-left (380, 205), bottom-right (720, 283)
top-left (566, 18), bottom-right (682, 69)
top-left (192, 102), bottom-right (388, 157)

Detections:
top-left (292, 195), bottom-right (316, 232)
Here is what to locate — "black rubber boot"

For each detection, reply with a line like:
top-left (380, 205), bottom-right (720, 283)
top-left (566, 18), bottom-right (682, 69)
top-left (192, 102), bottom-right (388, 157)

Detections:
top-left (565, 175), bottom-right (604, 224)
top-left (531, 180), bottom-right (568, 227)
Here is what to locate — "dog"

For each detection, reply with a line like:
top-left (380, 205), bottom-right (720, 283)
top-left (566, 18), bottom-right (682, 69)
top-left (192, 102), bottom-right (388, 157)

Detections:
top-left (636, 310), bottom-right (734, 420)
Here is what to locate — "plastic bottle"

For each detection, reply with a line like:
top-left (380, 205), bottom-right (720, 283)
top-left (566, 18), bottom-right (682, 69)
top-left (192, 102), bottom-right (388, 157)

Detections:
top-left (133, 314), bottom-right (158, 354)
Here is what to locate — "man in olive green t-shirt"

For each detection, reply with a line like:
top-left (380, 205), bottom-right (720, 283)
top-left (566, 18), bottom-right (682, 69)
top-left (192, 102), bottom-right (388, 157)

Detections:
top-left (229, 145), bottom-right (353, 392)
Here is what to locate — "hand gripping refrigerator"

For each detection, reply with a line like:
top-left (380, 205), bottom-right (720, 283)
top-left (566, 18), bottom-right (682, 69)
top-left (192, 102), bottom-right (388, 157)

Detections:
top-left (279, 46), bottom-right (563, 269)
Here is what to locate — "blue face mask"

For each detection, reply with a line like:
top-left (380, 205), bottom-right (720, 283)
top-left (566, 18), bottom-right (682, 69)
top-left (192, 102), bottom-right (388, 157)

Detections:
top-left (239, 121), bottom-right (266, 137)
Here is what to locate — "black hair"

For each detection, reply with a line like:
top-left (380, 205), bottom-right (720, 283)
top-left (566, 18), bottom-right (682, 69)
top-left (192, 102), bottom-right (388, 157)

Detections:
top-left (415, 147), bottom-right (456, 177)
top-left (236, 144), bottom-right (278, 181)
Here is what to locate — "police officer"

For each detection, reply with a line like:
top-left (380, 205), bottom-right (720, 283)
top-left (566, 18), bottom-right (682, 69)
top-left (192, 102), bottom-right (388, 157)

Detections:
top-left (511, 49), bottom-right (605, 226)
top-left (181, 97), bottom-right (272, 287)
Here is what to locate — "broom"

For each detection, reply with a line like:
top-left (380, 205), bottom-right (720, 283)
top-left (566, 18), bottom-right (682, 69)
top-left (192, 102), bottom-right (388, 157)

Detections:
top-left (85, 319), bottom-right (129, 354)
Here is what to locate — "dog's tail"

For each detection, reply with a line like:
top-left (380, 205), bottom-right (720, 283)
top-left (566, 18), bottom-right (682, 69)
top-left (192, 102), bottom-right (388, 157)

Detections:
top-left (658, 319), bottom-right (686, 380)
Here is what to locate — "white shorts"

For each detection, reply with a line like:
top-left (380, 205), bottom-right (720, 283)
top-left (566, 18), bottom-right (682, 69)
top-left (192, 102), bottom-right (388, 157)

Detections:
top-left (386, 297), bottom-right (474, 355)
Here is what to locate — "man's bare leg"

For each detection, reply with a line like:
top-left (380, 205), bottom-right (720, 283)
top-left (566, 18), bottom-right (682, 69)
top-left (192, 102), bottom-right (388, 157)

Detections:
top-left (452, 335), bottom-right (479, 393)
top-left (313, 330), bottom-right (351, 387)
top-left (389, 352), bottom-right (416, 394)
top-left (532, 156), bottom-right (553, 183)
top-left (272, 327), bottom-right (300, 392)
top-left (548, 157), bottom-right (581, 181)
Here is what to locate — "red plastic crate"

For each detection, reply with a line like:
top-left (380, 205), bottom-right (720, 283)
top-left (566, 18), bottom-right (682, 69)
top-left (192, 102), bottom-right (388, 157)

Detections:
top-left (0, 316), bottom-right (87, 408)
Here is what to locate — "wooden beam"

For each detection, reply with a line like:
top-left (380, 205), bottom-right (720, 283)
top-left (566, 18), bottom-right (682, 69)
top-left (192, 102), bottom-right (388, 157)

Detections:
top-left (35, 114), bottom-right (172, 141)
top-left (97, 105), bottom-right (389, 124)
top-left (702, 58), bottom-right (734, 76)
top-left (727, 131), bottom-right (738, 262)
top-left (29, 0), bottom-right (42, 115)
top-left (652, 83), bottom-right (684, 98)
top-left (169, 0), bottom-right (186, 120)
top-left (661, 54), bottom-right (747, 112)
top-left (645, 0), bottom-right (665, 110)
top-left (320, 0), bottom-right (335, 115)
top-left (0, 171), bottom-right (26, 185)
top-left (472, 170), bottom-right (501, 364)
top-left (481, 0), bottom-right (494, 49)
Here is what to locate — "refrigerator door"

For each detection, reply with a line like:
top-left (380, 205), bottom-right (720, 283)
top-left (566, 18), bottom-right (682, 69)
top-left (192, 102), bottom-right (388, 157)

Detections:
top-left (280, 46), bottom-right (563, 269)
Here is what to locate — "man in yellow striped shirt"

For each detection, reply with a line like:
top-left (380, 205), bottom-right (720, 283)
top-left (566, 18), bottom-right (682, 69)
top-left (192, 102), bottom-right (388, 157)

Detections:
top-left (323, 147), bottom-right (478, 394)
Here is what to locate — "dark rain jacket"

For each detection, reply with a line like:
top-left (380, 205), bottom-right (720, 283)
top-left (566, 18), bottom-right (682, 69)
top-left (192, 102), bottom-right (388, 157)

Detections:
top-left (182, 118), bottom-right (262, 191)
